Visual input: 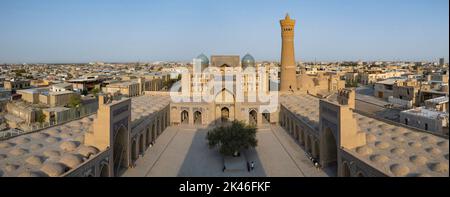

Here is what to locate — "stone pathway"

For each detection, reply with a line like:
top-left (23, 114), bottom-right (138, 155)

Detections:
top-left (122, 125), bottom-right (329, 177)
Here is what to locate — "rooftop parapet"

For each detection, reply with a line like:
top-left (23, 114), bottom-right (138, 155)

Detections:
top-left (337, 88), bottom-right (355, 109)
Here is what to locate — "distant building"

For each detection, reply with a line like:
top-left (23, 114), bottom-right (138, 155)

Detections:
top-left (400, 97), bottom-right (449, 136)
top-left (4, 79), bottom-right (31, 91)
top-left (51, 83), bottom-right (73, 92)
top-left (0, 88), bottom-right (11, 112)
top-left (40, 91), bottom-right (79, 107)
top-left (297, 72), bottom-right (346, 97)
top-left (16, 88), bottom-right (49, 104)
top-left (30, 79), bottom-right (52, 87)
top-left (103, 81), bottom-right (141, 97)
top-left (360, 70), bottom-right (406, 85)
top-left (67, 78), bottom-right (105, 92)
top-left (103, 78), bottom-right (164, 97)
top-left (16, 87), bottom-right (79, 107)
top-left (392, 79), bottom-right (421, 106)
top-left (374, 78), bottom-right (407, 99)
top-left (439, 58), bottom-right (445, 66)
top-left (0, 88), bottom-right (11, 102)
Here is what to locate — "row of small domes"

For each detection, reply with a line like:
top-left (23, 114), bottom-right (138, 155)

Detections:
top-left (196, 53), bottom-right (255, 68)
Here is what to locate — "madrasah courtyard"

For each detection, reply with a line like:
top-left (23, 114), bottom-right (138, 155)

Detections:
top-left (0, 14), bottom-right (448, 177)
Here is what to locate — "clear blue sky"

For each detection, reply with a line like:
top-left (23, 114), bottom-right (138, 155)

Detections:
top-left (0, 0), bottom-right (448, 63)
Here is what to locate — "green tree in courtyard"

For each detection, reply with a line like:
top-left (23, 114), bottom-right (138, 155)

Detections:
top-left (68, 95), bottom-right (82, 108)
top-left (90, 88), bottom-right (100, 96)
top-left (36, 111), bottom-right (46, 124)
top-left (81, 89), bottom-right (89, 96)
top-left (206, 121), bottom-right (258, 156)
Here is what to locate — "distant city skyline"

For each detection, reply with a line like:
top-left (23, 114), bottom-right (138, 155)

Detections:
top-left (0, 0), bottom-right (448, 64)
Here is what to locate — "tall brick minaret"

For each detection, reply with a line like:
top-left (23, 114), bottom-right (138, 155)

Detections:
top-left (280, 13), bottom-right (297, 92)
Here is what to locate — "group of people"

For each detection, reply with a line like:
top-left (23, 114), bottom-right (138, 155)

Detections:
top-left (222, 161), bottom-right (256, 172)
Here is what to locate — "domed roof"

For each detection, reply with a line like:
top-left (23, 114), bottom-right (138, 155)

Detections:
top-left (78, 146), bottom-right (99, 158)
top-left (18, 171), bottom-right (46, 177)
top-left (43, 150), bottom-right (61, 158)
top-left (26, 155), bottom-right (45, 166)
top-left (242, 53), bottom-right (255, 68)
top-left (41, 162), bottom-right (67, 177)
top-left (59, 141), bottom-right (79, 152)
top-left (196, 53), bottom-right (209, 67)
top-left (9, 148), bottom-right (28, 156)
top-left (60, 154), bottom-right (83, 168)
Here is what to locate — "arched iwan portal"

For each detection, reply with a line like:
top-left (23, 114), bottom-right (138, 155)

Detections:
top-left (100, 164), bottom-right (109, 177)
top-left (221, 107), bottom-right (230, 123)
top-left (262, 112), bottom-right (270, 124)
top-left (152, 124), bottom-right (156, 143)
top-left (113, 126), bottom-right (127, 176)
top-left (341, 161), bottom-right (351, 177)
top-left (322, 127), bottom-right (338, 173)
top-left (249, 110), bottom-right (257, 126)
top-left (131, 139), bottom-right (137, 162)
top-left (181, 110), bottom-right (189, 124)
top-left (194, 111), bottom-right (202, 125)
top-left (139, 134), bottom-right (144, 156)
top-left (146, 128), bottom-right (150, 147)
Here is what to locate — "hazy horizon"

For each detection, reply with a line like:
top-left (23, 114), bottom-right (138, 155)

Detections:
top-left (0, 0), bottom-right (449, 64)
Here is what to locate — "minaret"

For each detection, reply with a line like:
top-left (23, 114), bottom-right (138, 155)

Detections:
top-left (280, 13), bottom-right (297, 92)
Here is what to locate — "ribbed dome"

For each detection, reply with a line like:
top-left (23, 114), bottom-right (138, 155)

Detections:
top-left (196, 53), bottom-right (209, 70)
top-left (242, 54), bottom-right (255, 68)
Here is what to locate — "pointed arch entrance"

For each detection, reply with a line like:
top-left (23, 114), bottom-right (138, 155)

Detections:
top-left (131, 139), bottom-right (137, 162)
top-left (249, 110), bottom-right (257, 126)
top-left (139, 134), bottom-right (144, 156)
top-left (322, 127), bottom-right (338, 176)
top-left (181, 110), bottom-right (189, 124)
top-left (221, 107), bottom-right (230, 123)
top-left (262, 112), bottom-right (270, 124)
top-left (152, 124), bottom-right (156, 143)
top-left (342, 162), bottom-right (351, 177)
top-left (100, 163), bottom-right (109, 177)
top-left (194, 111), bottom-right (202, 125)
top-left (146, 128), bottom-right (150, 147)
top-left (113, 126), bottom-right (127, 176)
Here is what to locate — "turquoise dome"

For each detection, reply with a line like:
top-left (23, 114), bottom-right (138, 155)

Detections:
top-left (196, 53), bottom-right (209, 68)
top-left (242, 53), bottom-right (255, 68)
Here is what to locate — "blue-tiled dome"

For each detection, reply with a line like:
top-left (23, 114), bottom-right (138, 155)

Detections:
top-left (196, 53), bottom-right (209, 68)
top-left (242, 53), bottom-right (255, 68)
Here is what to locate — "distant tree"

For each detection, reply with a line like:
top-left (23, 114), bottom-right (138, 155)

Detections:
top-left (163, 77), bottom-right (181, 90)
top-left (81, 89), bottom-right (89, 96)
top-left (346, 79), bottom-right (359, 88)
top-left (90, 88), bottom-right (100, 96)
top-left (68, 95), bottom-right (82, 108)
top-left (206, 121), bottom-right (258, 157)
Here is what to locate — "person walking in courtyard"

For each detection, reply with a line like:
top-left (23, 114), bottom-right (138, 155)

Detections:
top-left (250, 161), bottom-right (255, 171)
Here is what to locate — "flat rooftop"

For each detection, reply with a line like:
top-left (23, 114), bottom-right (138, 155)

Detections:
top-left (426, 96), bottom-right (449, 105)
top-left (375, 78), bottom-right (407, 85)
top-left (401, 107), bottom-right (448, 119)
top-left (280, 93), bottom-right (449, 177)
top-left (107, 80), bottom-right (139, 87)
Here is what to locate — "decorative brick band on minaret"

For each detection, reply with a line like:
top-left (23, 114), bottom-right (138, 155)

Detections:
top-left (280, 13), bottom-right (297, 92)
